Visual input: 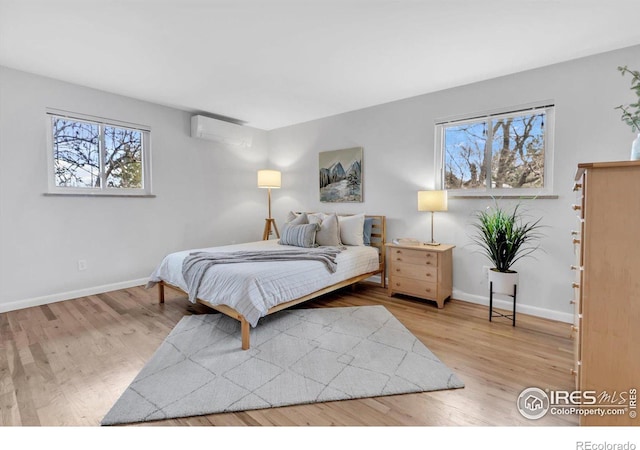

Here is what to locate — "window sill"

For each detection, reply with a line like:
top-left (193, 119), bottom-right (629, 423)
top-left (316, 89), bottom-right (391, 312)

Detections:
top-left (43, 192), bottom-right (156, 198)
top-left (448, 194), bottom-right (558, 199)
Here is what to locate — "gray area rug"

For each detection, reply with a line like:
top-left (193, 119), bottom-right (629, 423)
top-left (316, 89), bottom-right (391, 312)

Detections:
top-left (102, 305), bottom-right (464, 425)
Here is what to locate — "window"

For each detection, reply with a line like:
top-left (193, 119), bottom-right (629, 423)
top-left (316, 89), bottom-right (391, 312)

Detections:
top-left (435, 104), bottom-right (554, 196)
top-left (46, 109), bottom-right (152, 196)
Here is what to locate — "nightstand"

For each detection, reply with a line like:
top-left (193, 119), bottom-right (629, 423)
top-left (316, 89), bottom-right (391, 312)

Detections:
top-left (385, 243), bottom-right (454, 308)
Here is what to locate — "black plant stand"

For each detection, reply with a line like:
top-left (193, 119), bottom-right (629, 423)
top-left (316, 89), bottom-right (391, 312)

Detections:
top-left (489, 281), bottom-right (517, 326)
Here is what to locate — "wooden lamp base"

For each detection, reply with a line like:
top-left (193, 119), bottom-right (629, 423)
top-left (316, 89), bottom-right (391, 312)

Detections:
top-left (262, 218), bottom-right (280, 240)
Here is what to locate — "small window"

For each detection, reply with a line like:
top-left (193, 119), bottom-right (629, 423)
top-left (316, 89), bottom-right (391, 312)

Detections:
top-left (47, 110), bottom-right (152, 196)
top-left (435, 104), bottom-right (554, 196)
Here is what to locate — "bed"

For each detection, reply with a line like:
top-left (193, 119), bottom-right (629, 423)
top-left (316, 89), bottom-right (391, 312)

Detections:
top-left (148, 214), bottom-right (386, 349)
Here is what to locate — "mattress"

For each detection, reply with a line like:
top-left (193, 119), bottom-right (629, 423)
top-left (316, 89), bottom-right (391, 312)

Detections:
top-left (148, 240), bottom-right (380, 326)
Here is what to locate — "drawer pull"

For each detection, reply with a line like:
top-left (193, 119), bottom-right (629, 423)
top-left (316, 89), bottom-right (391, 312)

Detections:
top-left (570, 368), bottom-right (577, 376)
top-left (571, 204), bottom-right (582, 211)
top-left (571, 325), bottom-right (579, 332)
top-left (425, 288), bottom-right (431, 292)
top-left (570, 265), bottom-right (582, 271)
top-left (572, 238), bottom-right (581, 245)
top-left (573, 183), bottom-right (582, 192)
top-left (396, 258), bottom-right (402, 262)
top-left (572, 282), bottom-right (580, 289)
top-left (571, 230), bottom-right (579, 236)
top-left (425, 273), bottom-right (432, 277)
top-left (569, 300), bottom-right (576, 305)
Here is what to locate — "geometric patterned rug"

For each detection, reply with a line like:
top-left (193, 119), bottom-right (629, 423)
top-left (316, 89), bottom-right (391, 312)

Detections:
top-left (101, 305), bottom-right (464, 425)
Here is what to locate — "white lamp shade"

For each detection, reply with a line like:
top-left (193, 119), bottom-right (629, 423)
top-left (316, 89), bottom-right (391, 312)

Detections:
top-left (257, 170), bottom-right (281, 189)
top-left (417, 190), bottom-right (448, 212)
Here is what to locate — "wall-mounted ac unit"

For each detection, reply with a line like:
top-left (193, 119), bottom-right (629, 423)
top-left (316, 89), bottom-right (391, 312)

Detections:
top-left (190, 115), bottom-right (253, 147)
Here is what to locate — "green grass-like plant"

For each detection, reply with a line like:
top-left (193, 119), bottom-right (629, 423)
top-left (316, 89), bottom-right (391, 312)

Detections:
top-left (471, 203), bottom-right (544, 273)
top-left (615, 65), bottom-right (640, 133)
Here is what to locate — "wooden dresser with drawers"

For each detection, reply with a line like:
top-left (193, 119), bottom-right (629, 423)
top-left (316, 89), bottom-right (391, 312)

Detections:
top-left (385, 243), bottom-right (454, 308)
top-left (572, 161), bottom-right (640, 426)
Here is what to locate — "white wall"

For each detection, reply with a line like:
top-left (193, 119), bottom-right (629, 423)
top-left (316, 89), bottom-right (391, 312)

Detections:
top-left (3, 44), bottom-right (639, 319)
top-left (0, 66), bottom-right (269, 312)
top-left (268, 44), bottom-right (640, 322)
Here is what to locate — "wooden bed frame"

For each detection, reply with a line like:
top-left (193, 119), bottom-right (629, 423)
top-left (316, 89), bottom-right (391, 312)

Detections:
top-left (157, 214), bottom-right (386, 350)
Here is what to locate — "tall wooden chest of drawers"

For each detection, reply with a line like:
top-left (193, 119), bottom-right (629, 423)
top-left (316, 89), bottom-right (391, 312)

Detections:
top-left (572, 161), bottom-right (640, 426)
top-left (385, 243), bottom-right (454, 308)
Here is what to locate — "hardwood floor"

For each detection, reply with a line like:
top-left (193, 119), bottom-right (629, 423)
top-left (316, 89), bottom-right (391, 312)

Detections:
top-left (0, 284), bottom-right (578, 426)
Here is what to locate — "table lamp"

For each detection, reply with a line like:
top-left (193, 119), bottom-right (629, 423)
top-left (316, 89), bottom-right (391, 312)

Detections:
top-left (417, 190), bottom-right (448, 246)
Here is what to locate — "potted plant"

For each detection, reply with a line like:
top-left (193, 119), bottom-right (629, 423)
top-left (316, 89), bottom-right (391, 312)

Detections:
top-left (470, 202), bottom-right (543, 295)
top-left (615, 65), bottom-right (640, 160)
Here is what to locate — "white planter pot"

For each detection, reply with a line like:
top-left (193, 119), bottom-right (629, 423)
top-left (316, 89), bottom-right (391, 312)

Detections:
top-left (632, 133), bottom-right (640, 161)
top-left (489, 269), bottom-right (519, 295)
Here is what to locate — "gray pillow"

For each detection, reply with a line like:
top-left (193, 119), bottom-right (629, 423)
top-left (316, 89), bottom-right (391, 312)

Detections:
top-left (279, 223), bottom-right (319, 248)
top-left (287, 211), bottom-right (309, 225)
top-left (308, 213), bottom-right (342, 246)
top-left (363, 217), bottom-right (374, 245)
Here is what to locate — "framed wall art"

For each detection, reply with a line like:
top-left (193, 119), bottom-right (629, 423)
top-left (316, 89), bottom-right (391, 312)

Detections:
top-left (319, 147), bottom-right (363, 203)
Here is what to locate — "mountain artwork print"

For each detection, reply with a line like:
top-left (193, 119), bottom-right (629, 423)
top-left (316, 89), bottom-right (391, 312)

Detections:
top-left (319, 147), bottom-right (363, 202)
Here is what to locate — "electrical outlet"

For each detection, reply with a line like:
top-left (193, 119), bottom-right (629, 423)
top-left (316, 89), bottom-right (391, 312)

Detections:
top-left (78, 259), bottom-right (87, 271)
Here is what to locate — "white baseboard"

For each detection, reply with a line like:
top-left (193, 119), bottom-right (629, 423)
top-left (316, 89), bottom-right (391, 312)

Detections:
top-left (452, 288), bottom-right (573, 324)
top-left (377, 277), bottom-right (571, 323)
top-left (0, 278), bottom-right (150, 314)
top-left (1, 276), bottom-right (573, 325)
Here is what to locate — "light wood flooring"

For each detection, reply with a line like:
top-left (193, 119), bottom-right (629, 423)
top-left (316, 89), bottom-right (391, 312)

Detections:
top-left (0, 284), bottom-right (578, 426)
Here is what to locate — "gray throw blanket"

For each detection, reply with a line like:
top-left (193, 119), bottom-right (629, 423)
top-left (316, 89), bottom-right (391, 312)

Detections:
top-left (182, 247), bottom-right (343, 303)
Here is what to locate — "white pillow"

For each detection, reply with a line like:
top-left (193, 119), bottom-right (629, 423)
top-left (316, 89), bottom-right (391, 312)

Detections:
top-left (309, 213), bottom-right (342, 246)
top-left (338, 213), bottom-right (365, 246)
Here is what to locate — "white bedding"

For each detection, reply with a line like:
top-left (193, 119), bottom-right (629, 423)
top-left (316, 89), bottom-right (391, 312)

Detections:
top-left (148, 240), bottom-right (380, 327)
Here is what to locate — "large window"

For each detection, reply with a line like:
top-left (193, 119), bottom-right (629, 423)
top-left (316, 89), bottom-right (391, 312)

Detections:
top-left (435, 104), bottom-right (554, 196)
top-left (47, 110), bottom-right (152, 195)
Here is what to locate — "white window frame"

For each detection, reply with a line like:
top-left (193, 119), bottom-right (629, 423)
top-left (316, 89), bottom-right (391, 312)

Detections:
top-left (434, 103), bottom-right (555, 198)
top-left (46, 108), bottom-right (153, 196)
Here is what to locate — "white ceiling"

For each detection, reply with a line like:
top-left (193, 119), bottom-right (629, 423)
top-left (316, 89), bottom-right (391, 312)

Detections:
top-left (2, 0), bottom-right (640, 130)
